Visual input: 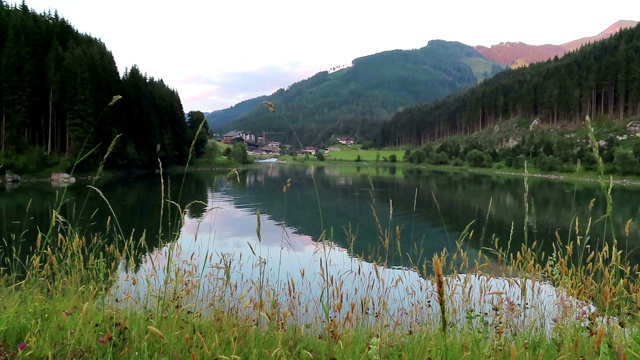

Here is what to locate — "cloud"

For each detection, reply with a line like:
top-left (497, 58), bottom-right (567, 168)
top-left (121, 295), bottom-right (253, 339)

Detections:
top-left (179, 63), bottom-right (318, 112)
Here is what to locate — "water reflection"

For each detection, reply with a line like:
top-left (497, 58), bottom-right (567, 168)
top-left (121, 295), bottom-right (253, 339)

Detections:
top-left (109, 188), bottom-right (605, 337)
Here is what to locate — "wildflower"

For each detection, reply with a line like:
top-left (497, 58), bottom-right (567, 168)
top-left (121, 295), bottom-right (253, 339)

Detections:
top-left (17, 343), bottom-right (26, 351)
top-left (69, 329), bottom-right (76, 335)
top-left (64, 309), bottom-right (72, 316)
top-left (99, 330), bottom-right (113, 344)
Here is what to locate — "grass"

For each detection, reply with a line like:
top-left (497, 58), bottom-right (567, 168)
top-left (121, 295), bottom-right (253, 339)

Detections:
top-left (2, 113), bottom-right (640, 359)
top-left (323, 145), bottom-right (405, 162)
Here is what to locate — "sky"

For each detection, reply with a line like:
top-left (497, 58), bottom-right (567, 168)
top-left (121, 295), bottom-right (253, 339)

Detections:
top-left (17, 0), bottom-right (640, 113)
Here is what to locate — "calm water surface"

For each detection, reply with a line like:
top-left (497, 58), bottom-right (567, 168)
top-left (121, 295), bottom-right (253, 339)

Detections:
top-left (2, 163), bottom-right (640, 268)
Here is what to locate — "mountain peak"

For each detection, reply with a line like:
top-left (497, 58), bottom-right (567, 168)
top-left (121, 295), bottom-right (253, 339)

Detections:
top-left (561, 20), bottom-right (638, 51)
top-left (477, 20), bottom-right (638, 67)
top-left (597, 20), bottom-right (638, 37)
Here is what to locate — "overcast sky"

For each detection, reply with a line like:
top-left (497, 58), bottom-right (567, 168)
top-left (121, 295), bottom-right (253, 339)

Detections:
top-left (17, 1), bottom-right (640, 113)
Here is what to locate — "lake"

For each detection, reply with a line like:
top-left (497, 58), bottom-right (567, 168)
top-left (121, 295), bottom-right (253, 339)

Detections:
top-left (1, 163), bottom-right (637, 333)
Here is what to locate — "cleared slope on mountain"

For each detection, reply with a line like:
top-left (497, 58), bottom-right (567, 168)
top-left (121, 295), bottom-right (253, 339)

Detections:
top-left (475, 42), bottom-right (566, 68)
top-left (562, 19), bottom-right (638, 51)
top-left (476, 20), bottom-right (638, 68)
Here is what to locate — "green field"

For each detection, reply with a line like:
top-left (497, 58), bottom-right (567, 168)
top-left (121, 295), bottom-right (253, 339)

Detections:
top-left (323, 145), bottom-right (405, 162)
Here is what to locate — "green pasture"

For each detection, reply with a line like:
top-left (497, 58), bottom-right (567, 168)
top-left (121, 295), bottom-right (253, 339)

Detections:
top-left (324, 146), bottom-right (405, 162)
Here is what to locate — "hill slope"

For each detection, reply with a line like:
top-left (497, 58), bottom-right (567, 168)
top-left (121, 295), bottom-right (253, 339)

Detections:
top-left (213, 40), bottom-right (501, 146)
top-left (206, 96), bottom-right (267, 130)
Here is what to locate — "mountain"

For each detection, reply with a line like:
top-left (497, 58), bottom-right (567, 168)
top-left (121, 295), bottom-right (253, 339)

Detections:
top-left (475, 42), bottom-right (567, 68)
top-left (378, 23), bottom-right (640, 147)
top-left (213, 40), bottom-right (502, 146)
top-left (476, 20), bottom-right (638, 68)
top-left (562, 19), bottom-right (638, 51)
top-left (206, 96), bottom-right (267, 130)
top-left (212, 21), bottom-right (637, 147)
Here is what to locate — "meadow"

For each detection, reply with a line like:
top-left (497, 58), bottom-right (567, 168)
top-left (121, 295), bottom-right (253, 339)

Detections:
top-left (323, 145), bottom-right (405, 162)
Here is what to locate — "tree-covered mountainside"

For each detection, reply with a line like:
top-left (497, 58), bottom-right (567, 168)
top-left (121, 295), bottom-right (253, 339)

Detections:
top-left (379, 23), bottom-right (640, 147)
top-left (205, 96), bottom-right (267, 130)
top-left (214, 40), bottom-right (502, 147)
top-left (0, 2), bottom-right (202, 174)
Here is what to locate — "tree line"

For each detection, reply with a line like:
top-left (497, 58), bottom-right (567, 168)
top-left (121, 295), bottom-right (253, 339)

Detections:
top-left (0, 1), bottom-right (205, 175)
top-left (378, 24), bottom-right (640, 147)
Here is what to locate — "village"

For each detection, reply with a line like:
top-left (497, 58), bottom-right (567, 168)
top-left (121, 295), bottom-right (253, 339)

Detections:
top-left (219, 130), bottom-right (356, 157)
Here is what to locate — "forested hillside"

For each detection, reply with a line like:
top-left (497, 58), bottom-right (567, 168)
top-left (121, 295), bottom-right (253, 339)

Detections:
top-left (379, 23), bottom-right (640, 147)
top-left (206, 96), bottom-right (267, 130)
top-left (215, 40), bottom-right (502, 147)
top-left (0, 2), bottom-right (203, 174)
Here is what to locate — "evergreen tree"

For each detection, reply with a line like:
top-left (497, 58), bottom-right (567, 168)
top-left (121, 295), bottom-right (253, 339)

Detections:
top-left (187, 110), bottom-right (210, 159)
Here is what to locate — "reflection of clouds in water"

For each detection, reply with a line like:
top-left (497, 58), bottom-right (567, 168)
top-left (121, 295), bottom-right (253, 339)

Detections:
top-left (183, 193), bottom-right (315, 251)
top-left (109, 192), bottom-right (614, 337)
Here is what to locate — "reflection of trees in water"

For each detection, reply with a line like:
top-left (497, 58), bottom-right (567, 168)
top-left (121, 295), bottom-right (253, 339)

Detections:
top-left (0, 170), bottom-right (217, 274)
top-left (401, 170), bottom-right (640, 265)
top-left (8, 165), bottom-right (639, 276)
top-left (224, 165), bottom-right (455, 268)
top-left (226, 165), bottom-right (640, 268)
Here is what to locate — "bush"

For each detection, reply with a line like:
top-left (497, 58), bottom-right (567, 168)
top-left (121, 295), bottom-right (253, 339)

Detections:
top-left (427, 151), bottom-right (449, 165)
top-left (230, 143), bottom-right (249, 164)
top-left (536, 154), bottom-right (563, 172)
top-left (466, 149), bottom-right (492, 168)
top-left (536, 154), bottom-right (562, 171)
top-left (451, 157), bottom-right (464, 167)
top-left (315, 152), bottom-right (325, 161)
top-left (407, 150), bottom-right (427, 164)
top-left (614, 148), bottom-right (638, 175)
top-left (513, 154), bottom-right (527, 169)
top-left (402, 149), bottom-right (411, 162)
top-left (388, 154), bottom-right (397, 163)
top-left (204, 141), bottom-right (221, 159)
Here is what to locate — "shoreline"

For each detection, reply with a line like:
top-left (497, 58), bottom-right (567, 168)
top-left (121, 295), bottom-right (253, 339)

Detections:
top-left (4, 160), bottom-right (640, 188)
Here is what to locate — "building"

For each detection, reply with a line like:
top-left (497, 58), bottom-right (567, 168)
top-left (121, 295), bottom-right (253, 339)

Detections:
top-left (338, 137), bottom-right (355, 145)
top-left (222, 130), bottom-right (256, 144)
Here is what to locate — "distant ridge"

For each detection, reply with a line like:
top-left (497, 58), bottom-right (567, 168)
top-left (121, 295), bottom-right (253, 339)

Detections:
top-left (476, 20), bottom-right (638, 67)
top-left (205, 96), bottom-right (267, 129)
top-left (562, 19), bottom-right (638, 51)
top-left (475, 42), bottom-right (567, 68)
